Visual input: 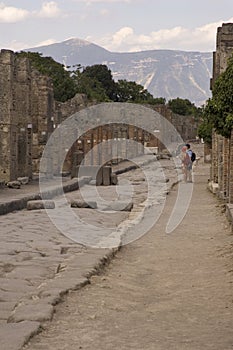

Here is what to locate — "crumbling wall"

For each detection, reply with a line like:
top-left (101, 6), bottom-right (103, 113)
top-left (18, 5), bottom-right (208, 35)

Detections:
top-left (210, 23), bottom-right (233, 201)
top-left (0, 49), bottom-right (199, 182)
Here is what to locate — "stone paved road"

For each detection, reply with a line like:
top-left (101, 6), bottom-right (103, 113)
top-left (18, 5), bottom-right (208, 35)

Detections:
top-left (0, 155), bottom-right (178, 350)
top-left (23, 157), bottom-right (233, 350)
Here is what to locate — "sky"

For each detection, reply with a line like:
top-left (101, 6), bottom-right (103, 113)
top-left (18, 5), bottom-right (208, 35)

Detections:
top-left (0, 0), bottom-right (233, 53)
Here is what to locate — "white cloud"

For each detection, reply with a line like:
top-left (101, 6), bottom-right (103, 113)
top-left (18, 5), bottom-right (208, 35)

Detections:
top-left (0, 38), bottom-right (58, 52)
top-left (93, 18), bottom-right (233, 52)
top-left (99, 8), bottom-right (110, 16)
top-left (37, 1), bottom-right (62, 18)
top-left (0, 2), bottom-right (62, 23)
top-left (33, 39), bottom-right (58, 47)
top-left (0, 3), bottom-right (29, 23)
top-left (72, 0), bottom-right (132, 2)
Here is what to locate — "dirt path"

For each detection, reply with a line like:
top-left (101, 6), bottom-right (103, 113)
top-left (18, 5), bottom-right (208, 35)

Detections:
top-left (24, 161), bottom-right (233, 350)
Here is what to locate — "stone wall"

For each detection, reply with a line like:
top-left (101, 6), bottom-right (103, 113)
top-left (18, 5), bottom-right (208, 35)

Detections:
top-left (0, 50), bottom-right (199, 182)
top-left (153, 104), bottom-right (198, 142)
top-left (0, 50), bottom-right (88, 182)
top-left (210, 23), bottom-right (233, 201)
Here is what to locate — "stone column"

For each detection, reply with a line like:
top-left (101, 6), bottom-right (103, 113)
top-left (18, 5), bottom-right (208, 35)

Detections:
top-left (229, 130), bottom-right (233, 203)
top-left (15, 56), bottom-right (32, 178)
top-left (0, 50), bottom-right (18, 182)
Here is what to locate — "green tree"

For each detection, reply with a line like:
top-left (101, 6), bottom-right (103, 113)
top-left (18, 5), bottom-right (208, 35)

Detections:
top-left (80, 64), bottom-right (117, 101)
top-left (198, 118), bottom-right (213, 144)
top-left (17, 52), bottom-right (77, 102)
top-left (116, 79), bottom-right (156, 103)
top-left (202, 55), bottom-right (233, 138)
top-left (168, 98), bottom-right (199, 116)
top-left (74, 73), bottom-right (109, 102)
top-left (149, 97), bottom-right (166, 105)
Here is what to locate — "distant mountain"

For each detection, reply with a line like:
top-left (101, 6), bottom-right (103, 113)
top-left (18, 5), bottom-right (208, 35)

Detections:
top-left (25, 38), bottom-right (213, 106)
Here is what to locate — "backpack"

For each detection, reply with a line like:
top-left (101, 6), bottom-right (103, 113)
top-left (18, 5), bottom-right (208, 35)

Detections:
top-left (191, 151), bottom-right (196, 162)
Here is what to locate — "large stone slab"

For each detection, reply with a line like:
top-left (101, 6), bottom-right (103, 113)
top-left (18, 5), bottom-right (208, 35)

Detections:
top-left (8, 301), bottom-right (54, 323)
top-left (0, 321), bottom-right (40, 350)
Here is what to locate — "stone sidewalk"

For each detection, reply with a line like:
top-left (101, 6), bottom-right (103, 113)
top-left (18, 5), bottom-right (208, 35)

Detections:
top-left (0, 154), bottom-right (180, 350)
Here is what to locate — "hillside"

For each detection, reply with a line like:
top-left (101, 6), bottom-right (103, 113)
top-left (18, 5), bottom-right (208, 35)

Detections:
top-left (25, 38), bottom-right (213, 106)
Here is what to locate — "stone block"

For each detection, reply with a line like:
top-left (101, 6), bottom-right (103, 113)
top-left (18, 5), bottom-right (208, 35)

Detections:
top-left (27, 200), bottom-right (55, 210)
top-left (111, 173), bottom-right (118, 185)
top-left (208, 181), bottom-right (219, 194)
top-left (0, 321), bottom-right (40, 350)
top-left (102, 166), bottom-right (112, 186)
top-left (17, 176), bottom-right (29, 185)
top-left (7, 181), bottom-right (21, 189)
top-left (77, 165), bottom-right (103, 186)
top-left (70, 200), bottom-right (97, 209)
top-left (8, 302), bottom-right (54, 323)
top-left (103, 201), bottom-right (133, 212)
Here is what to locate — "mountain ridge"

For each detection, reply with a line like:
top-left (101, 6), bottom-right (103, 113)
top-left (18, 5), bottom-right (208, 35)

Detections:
top-left (25, 38), bottom-right (213, 106)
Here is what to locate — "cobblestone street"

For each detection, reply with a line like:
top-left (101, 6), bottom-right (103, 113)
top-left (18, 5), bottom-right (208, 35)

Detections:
top-left (0, 155), bottom-right (177, 350)
top-left (23, 156), bottom-right (233, 350)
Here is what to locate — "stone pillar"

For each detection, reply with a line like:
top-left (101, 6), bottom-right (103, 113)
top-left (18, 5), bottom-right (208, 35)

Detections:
top-left (217, 135), bottom-right (224, 194)
top-left (229, 130), bottom-right (233, 203)
top-left (31, 72), bottom-right (55, 174)
top-left (223, 138), bottom-right (230, 198)
top-left (204, 142), bottom-right (211, 163)
top-left (211, 131), bottom-right (218, 183)
top-left (15, 56), bottom-right (32, 178)
top-left (0, 50), bottom-right (18, 182)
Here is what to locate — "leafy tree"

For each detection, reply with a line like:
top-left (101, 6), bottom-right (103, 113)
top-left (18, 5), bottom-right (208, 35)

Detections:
top-left (17, 52), bottom-right (77, 102)
top-left (201, 55), bottom-right (233, 138)
top-left (198, 118), bottom-right (213, 144)
top-left (149, 97), bottom-right (166, 105)
top-left (80, 64), bottom-right (117, 101)
top-left (73, 73), bottom-right (110, 102)
top-left (17, 52), bottom-right (168, 106)
top-left (168, 98), bottom-right (199, 116)
top-left (116, 79), bottom-right (156, 103)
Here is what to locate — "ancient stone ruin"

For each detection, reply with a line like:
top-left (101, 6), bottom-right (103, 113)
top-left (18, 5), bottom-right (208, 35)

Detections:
top-left (0, 49), bottom-right (198, 184)
top-left (209, 23), bottom-right (233, 202)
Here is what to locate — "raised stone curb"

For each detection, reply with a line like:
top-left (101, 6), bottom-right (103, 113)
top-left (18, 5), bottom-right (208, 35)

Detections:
top-left (0, 176), bottom-right (91, 216)
top-left (114, 164), bottom-right (139, 175)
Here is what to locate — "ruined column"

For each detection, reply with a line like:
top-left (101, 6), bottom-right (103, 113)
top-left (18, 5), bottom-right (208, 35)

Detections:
top-left (0, 50), bottom-right (18, 182)
top-left (14, 55), bottom-right (33, 178)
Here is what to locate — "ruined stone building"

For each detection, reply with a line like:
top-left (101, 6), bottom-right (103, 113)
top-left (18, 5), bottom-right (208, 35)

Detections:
top-left (0, 49), bottom-right (198, 183)
top-left (0, 49), bottom-right (89, 182)
top-left (209, 23), bottom-right (233, 202)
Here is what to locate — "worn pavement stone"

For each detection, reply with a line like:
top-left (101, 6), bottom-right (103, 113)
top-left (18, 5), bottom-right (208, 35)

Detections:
top-left (0, 321), bottom-right (40, 350)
